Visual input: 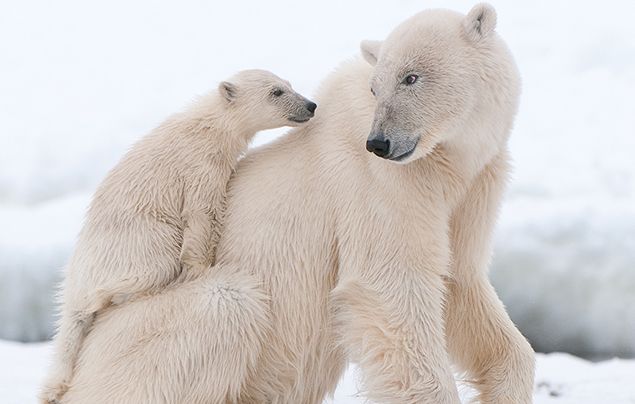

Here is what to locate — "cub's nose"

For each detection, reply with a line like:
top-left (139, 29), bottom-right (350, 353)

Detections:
top-left (366, 137), bottom-right (390, 158)
top-left (305, 101), bottom-right (317, 115)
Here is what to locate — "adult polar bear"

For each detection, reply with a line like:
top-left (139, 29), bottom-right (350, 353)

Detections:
top-left (61, 4), bottom-right (534, 404)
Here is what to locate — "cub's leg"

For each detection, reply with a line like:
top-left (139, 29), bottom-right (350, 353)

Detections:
top-left (41, 269), bottom-right (158, 404)
top-left (445, 150), bottom-right (535, 404)
top-left (40, 291), bottom-right (110, 404)
top-left (179, 185), bottom-right (227, 280)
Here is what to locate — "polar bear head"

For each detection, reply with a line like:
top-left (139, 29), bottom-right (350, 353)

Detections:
top-left (219, 69), bottom-right (317, 131)
top-left (362, 3), bottom-right (519, 164)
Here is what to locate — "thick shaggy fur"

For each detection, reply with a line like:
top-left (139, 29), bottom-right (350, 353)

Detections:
top-left (40, 70), bottom-right (315, 404)
top-left (59, 4), bottom-right (534, 404)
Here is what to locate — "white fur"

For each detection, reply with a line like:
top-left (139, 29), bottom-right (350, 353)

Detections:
top-left (58, 4), bottom-right (534, 404)
top-left (40, 70), bottom-right (314, 404)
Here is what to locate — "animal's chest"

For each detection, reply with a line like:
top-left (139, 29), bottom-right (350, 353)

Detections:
top-left (337, 177), bottom-right (450, 274)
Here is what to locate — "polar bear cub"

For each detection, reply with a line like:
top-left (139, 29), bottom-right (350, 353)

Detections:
top-left (40, 70), bottom-right (317, 404)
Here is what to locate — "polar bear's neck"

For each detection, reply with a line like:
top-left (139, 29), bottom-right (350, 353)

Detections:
top-left (184, 92), bottom-right (257, 140)
top-left (155, 93), bottom-right (252, 166)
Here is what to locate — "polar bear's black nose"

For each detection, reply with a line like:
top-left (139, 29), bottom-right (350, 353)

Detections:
top-left (306, 101), bottom-right (317, 114)
top-left (366, 137), bottom-right (390, 158)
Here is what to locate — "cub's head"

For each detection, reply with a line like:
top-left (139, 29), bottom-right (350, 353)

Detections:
top-left (362, 3), bottom-right (519, 164)
top-left (219, 69), bottom-right (317, 131)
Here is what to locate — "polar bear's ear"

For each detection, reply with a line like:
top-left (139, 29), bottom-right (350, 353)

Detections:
top-left (218, 81), bottom-right (237, 103)
top-left (463, 3), bottom-right (497, 42)
top-left (360, 40), bottom-right (382, 66)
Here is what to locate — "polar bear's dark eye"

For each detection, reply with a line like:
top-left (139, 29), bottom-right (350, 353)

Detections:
top-left (370, 88), bottom-right (376, 96)
top-left (403, 74), bottom-right (418, 85)
top-left (273, 88), bottom-right (284, 97)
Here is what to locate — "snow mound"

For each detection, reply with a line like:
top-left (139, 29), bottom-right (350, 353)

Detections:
top-left (492, 197), bottom-right (635, 357)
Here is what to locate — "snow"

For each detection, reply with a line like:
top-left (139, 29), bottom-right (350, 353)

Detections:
top-left (3, 341), bottom-right (634, 403)
top-left (0, 341), bottom-right (50, 404)
top-left (0, 0), bottom-right (634, 364)
top-left (0, 194), bottom-right (89, 341)
top-left (493, 196), bottom-right (635, 357)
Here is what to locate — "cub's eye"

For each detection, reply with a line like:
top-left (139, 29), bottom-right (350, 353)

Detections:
top-left (403, 74), bottom-right (418, 85)
top-left (273, 88), bottom-right (284, 97)
top-left (370, 88), bottom-right (376, 96)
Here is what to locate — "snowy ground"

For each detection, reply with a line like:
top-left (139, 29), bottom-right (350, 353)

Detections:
top-left (3, 341), bottom-right (634, 404)
top-left (1, 0), bottom-right (634, 371)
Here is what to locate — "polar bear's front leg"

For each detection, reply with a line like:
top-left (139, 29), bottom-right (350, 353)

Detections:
top-left (333, 268), bottom-right (460, 404)
top-left (445, 150), bottom-right (535, 404)
top-left (179, 193), bottom-right (225, 280)
top-left (180, 209), bottom-right (215, 274)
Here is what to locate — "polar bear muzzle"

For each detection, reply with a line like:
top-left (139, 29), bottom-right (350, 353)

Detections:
top-left (366, 131), bottom-right (420, 162)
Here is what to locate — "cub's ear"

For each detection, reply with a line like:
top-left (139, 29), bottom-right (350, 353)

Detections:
top-left (463, 3), bottom-right (497, 42)
top-left (218, 81), bottom-right (237, 103)
top-left (360, 40), bottom-right (382, 66)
